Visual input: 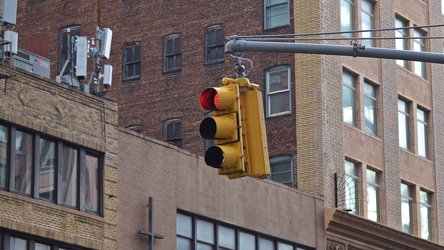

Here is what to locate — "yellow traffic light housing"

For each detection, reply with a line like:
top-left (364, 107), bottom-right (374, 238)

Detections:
top-left (199, 82), bottom-right (245, 175)
top-left (199, 77), bottom-right (270, 179)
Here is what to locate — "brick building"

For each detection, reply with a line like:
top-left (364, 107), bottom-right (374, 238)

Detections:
top-left (0, 63), bottom-right (118, 249)
top-left (6, 0), bottom-right (444, 249)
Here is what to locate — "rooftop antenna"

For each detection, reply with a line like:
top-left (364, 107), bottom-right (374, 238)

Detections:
top-left (56, 26), bottom-right (113, 96)
top-left (1, 0), bottom-right (18, 63)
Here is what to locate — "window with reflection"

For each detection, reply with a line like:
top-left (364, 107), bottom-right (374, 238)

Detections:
top-left (176, 212), bottom-right (312, 250)
top-left (395, 17), bottom-right (408, 67)
top-left (345, 160), bottom-right (359, 215)
top-left (14, 130), bottom-right (33, 195)
top-left (341, 0), bottom-right (376, 46)
top-left (417, 108), bottom-right (429, 158)
top-left (85, 154), bottom-right (99, 212)
top-left (264, 0), bottom-right (290, 29)
top-left (366, 168), bottom-right (380, 222)
top-left (342, 71), bottom-right (356, 126)
top-left (398, 99), bottom-right (410, 150)
top-left (0, 125), bottom-right (7, 189)
top-left (420, 190), bottom-right (432, 240)
top-left (265, 66), bottom-right (291, 117)
top-left (61, 145), bottom-right (78, 207)
top-left (0, 123), bottom-right (103, 215)
top-left (269, 155), bottom-right (293, 187)
top-left (401, 182), bottom-right (413, 234)
top-left (340, 0), bottom-right (353, 37)
top-left (0, 231), bottom-right (88, 249)
top-left (39, 139), bottom-right (55, 201)
top-left (361, 0), bottom-right (375, 47)
top-left (413, 29), bottom-right (426, 78)
top-left (364, 82), bottom-right (377, 135)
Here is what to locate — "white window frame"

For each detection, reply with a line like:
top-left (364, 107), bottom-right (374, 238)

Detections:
top-left (269, 155), bottom-right (293, 187)
top-left (264, 0), bottom-right (290, 30)
top-left (265, 66), bottom-right (291, 118)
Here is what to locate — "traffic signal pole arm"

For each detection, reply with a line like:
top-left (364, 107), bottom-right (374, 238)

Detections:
top-left (225, 38), bottom-right (444, 64)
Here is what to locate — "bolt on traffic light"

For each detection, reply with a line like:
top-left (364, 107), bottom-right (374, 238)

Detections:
top-left (199, 79), bottom-right (245, 175)
top-left (199, 77), bottom-right (270, 179)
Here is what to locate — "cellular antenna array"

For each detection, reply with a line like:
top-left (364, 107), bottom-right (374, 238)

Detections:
top-left (57, 26), bottom-right (113, 96)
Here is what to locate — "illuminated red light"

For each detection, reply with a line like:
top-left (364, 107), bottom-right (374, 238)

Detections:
top-left (200, 88), bottom-right (218, 110)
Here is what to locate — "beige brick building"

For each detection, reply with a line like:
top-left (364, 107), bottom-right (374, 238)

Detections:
top-left (0, 63), bottom-right (118, 249)
top-left (293, 1), bottom-right (444, 249)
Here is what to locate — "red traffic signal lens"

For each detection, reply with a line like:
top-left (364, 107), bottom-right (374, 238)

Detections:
top-left (200, 88), bottom-right (218, 110)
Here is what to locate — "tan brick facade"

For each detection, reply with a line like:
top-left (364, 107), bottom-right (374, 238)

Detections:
top-left (292, 0), bottom-right (444, 248)
top-left (117, 129), bottom-right (325, 250)
top-left (0, 63), bottom-right (118, 249)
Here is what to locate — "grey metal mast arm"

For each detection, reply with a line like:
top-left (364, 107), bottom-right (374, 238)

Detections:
top-left (225, 39), bottom-right (444, 64)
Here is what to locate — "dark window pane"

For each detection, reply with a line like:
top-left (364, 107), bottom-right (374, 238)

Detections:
top-left (126, 47), bottom-right (134, 62)
top-left (167, 39), bottom-right (174, 54)
top-left (134, 45), bottom-right (141, 61)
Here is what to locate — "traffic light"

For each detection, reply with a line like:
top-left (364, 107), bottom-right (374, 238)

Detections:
top-left (199, 79), bottom-right (245, 175)
top-left (238, 78), bottom-right (270, 179)
top-left (199, 77), bottom-right (270, 179)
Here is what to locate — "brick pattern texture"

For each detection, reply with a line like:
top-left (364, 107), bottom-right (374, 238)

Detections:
top-left (0, 63), bottom-right (118, 249)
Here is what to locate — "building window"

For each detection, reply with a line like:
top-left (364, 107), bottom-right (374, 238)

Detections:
top-left (364, 82), bottom-right (377, 135)
top-left (401, 182), bottom-right (413, 234)
top-left (395, 17), bottom-right (408, 67)
top-left (264, 0), bottom-right (290, 30)
top-left (205, 25), bottom-right (224, 65)
top-left (361, 0), bottom-right (375, 47)
top-left (398, 98), bottom-right (431, 157)
top-left (417, 108), bottom-right (429, 158)
top-left (343, 70), bottom-right (356, 126)
top-left (398, 99), bottom-right (410, 150)
top-left (163, 34), bottom-right (182, 73)
top-left (14, 130), bottom-right (33, 195)
top-left (340, 0), bottom-right (353, 36)
top-left (0, 231), bottom-right (87, 250)
top-left (420, 190), bottom-right (432, 240)
top-left (85, 153), bottom-right (100, 213)
top-left (163, 119), bottom-right (182, 147)
top-left (344, 160), bottom-right (359, 215)
top-left (0, 123), bottom-right (103, 215)
top-left (39, 138), bottom-right (55, 201)
top-left (123, 42), bottom-right (141, 81)
top-left (0, 125), bottom-right (7, 189)
top-left (265, 66), bottom-right (291, 117)
top-left (58, 25), bottom-right (81, 75)
top-left (413, 29), bottom-right (426, 78)
top-left (176, 211), bottom-right (312, 250)
top-left (442, 0), bottom-right (444, 14)
top-left (341, 0), bottom-right (376, 47)
top-left (394, 15), bottom-right (429, 79)
top-left (269, 155), bottom-right (293, 187)
top-left (60, 145), bottom-right (78, 207)
top-left (366, 168), bottom-right (380, 222)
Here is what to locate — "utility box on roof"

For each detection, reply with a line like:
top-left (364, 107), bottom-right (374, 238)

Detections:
top-left (13, 48), bottom-right (51, 79)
